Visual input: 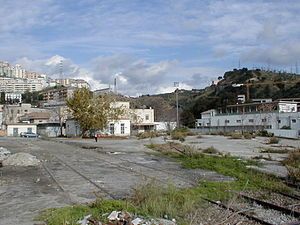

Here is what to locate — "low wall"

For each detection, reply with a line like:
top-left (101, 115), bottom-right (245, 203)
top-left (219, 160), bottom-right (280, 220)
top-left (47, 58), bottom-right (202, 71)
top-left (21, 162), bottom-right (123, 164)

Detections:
top-left (193, 125), bottom-right (266, 134)
top-left (266, 129), bottom-right (299, 139)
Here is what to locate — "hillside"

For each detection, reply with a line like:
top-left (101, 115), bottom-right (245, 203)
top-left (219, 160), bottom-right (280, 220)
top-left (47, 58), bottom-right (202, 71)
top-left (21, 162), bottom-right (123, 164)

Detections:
top-left (133, 68), bottom-right (300, 127)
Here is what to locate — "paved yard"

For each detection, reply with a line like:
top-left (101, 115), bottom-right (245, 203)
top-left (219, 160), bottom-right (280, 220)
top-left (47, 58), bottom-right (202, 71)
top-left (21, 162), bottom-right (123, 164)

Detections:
top-left (0, 137), bottom-right (231, 225)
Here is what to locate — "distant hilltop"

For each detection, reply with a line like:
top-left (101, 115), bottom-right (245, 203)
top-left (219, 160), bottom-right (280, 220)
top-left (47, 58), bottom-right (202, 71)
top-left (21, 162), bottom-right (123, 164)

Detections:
top-left (128, 68), bottom-right (300, 127)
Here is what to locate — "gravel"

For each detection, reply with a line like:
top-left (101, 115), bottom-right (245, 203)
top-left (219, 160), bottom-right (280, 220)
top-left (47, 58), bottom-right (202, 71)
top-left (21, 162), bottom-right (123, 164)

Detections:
top-left (2, 152), bottom-right (40, 166)
top-left (232, 199), bottom-right (298, 225)
top-left (244, 190), bottom-right (300, 213)
top-left (252, 202), bottom-right (297, 224)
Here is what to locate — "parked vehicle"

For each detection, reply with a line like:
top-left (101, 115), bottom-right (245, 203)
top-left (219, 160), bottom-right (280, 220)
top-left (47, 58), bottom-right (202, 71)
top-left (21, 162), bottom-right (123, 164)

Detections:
top-left (20, 132), bottom-right (39, 138)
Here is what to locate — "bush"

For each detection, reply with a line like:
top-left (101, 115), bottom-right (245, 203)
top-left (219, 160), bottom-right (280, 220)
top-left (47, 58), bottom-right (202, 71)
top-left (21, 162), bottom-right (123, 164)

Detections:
top-left (202, 147), bottom-right (219, 154)
top-left (229, 132), bottom-right (243, 139)
top-left (170, 128), bottom-right (188, 142)
top-left (280, 125), bottom-right (291, 130)
top-left (283, 149), bottom-right (300, 182)
top-left (256, 130), bottom-right (273, 137)
top-left (243, 132), bottom-right (254, 139)
top-left (267, 137), bottom-right (279, 144)
top-left (171, 131), bottom-right (186, 142)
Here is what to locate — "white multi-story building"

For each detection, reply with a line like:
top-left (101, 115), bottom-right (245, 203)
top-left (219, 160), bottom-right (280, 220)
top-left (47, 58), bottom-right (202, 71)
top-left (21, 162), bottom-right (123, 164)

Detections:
top-left (5, 93), bottom-right (22, 103)
top-left (0, 78), bottom-right (44, 93)
top-left (13, 64), bottom-right (26, 78)
top-left (196, 100), bottom-right (300, 139)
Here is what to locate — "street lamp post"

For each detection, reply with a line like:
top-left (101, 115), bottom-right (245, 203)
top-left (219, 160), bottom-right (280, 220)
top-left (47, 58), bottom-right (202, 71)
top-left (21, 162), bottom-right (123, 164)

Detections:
top-left (174, 82), bottom-right (179, 128)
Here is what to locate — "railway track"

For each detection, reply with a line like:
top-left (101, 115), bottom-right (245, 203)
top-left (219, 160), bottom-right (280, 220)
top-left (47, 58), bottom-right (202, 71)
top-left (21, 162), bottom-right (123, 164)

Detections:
top-left (53, 140), bottom-right (197, 187)
top-left (42, 149), bottom-right (195, 204)
top-left (42, 155), bottom-right (117, 203)
top-left (205, 193), bottom-right (300, 225)
top-left (92, 150), bottom-right (199, 186)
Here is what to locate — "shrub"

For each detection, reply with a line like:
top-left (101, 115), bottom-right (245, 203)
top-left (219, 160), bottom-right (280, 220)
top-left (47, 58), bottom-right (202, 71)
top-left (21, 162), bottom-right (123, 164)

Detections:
top-left (267, 137), bottom-right (279, 144)
top-left (283, 149), bottom-right (300, 182)
top-left (202, 146), bottom-right (219, 154)
top-left (229, 132), bottom-right (243, 139)
top-left (280, 125), bottom-right (291, 130)
top-left (256, 130), bottom-right (273, 137)
top-left (243, 132), bottom-right (254, 139)
top-left (171, 132), bottom-right (186, 142)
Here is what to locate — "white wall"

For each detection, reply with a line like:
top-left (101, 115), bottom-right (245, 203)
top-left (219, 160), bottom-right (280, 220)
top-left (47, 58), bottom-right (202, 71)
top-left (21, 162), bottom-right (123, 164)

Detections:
top-left (108, 120), bottom-right (130, 136)
top-left (155, 122), bottom-right (177, 131)
top-left (278, 102), bottom-right (297, 113)
top-left (7, 124), bottom-right (37, 136)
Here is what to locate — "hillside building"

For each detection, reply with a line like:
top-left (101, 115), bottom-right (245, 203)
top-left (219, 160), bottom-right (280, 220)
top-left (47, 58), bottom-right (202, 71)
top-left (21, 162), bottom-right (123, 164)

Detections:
top-left (196, 100), bottom-right (300, 139)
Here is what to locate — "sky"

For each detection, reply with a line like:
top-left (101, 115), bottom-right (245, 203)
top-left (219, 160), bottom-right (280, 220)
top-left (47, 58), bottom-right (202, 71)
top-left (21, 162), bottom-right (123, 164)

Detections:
top-left (1, 0), bottom-right (300, 96)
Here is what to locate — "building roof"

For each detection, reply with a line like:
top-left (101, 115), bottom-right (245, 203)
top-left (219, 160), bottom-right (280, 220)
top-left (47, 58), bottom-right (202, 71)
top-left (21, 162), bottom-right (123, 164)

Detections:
top-left (21, 112), bottom-right (51, 120)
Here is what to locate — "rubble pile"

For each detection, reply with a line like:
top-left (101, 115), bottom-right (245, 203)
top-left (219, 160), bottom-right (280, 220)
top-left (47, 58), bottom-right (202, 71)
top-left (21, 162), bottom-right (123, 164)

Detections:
top-left (0, 147), bottom-right (11, 161)
top-left (77, 211), bottom-right (177, 225)
top-left (2, 152), bottom-right (40, 166)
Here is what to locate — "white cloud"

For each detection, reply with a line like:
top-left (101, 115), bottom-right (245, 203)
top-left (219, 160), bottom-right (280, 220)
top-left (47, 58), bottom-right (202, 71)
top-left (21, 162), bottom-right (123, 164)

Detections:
top-left (15, 54), bottom-right (222, 96)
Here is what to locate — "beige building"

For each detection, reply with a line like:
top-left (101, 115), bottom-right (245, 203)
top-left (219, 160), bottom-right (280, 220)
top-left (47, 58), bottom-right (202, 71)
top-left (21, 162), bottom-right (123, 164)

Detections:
top-left (41, 86), bottom-right (77, 102)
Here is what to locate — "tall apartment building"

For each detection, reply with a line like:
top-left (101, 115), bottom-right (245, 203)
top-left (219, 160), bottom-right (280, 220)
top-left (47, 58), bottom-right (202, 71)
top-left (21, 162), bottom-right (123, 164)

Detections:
top-left (0, 78), bottom-right (44, 93)
top-left (0, 60), bottom-right (90, 94)
top-left (14, 64), bottom-right (26, 78)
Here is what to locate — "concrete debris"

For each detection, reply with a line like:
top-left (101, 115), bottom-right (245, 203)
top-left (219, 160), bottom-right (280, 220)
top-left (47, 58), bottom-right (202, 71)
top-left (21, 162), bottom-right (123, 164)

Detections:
top-left (78, 211), bottom-right (177, 225)
top-left (77, 214), bottom-right (92, 225)
top-left (131, 218), bottom-right (143, 225)
top-left (107, 211), bottom-right (120, 220)
top-left (2, 152), bottom-right (40, 166)
top-left (0, 147), bottom-right (11, 161)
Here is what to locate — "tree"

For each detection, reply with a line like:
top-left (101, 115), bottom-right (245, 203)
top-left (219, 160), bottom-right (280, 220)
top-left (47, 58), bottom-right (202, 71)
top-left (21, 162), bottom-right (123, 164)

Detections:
top-left (180, 110), bottom-right (195, 128)
top-left (66, 88), bottom-right (123, 136)
top-left (0, 92), bottom-right (5, 104)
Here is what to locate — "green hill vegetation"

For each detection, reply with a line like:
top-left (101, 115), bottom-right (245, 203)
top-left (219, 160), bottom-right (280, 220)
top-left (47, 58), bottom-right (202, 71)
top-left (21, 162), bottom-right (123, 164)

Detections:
top-left (132, 68), bottom-right (300, 127)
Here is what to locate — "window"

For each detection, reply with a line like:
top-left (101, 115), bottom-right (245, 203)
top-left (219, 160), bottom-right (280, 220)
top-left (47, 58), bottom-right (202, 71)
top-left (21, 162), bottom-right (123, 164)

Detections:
top-left (236, 120), bottom-right (241, 123)
top-left (249, 119), bottom-right (254, 123)
top-left (262, 119), bottom-right (267, 122)
top-left (278, 120), bottom-right (281, 123)
top-left (225, 120), bottom-right (230, 124)
top-left (145, 114), bottom-right (149, 121)
top-left (109, 123), bottom-right (114, 135)
top-left (121, 123), bottom-right (125, 134)
top-left (27, 128), bottom-right (32, 133)
top-left (292, 119), bottom-right (296, 123)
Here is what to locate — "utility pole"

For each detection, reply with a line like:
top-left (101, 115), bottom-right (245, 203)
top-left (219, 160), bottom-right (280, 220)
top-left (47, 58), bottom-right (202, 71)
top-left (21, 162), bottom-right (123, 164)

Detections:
top-left (174, 82), bottom-right (179, 128)
top-left (59, 60), bottom-right (63, 80)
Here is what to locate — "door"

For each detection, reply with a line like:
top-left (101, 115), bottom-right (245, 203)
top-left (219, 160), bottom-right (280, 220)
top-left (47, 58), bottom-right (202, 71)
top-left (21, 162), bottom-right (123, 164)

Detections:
top-left (13, 128), bottom-right (18, 137)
